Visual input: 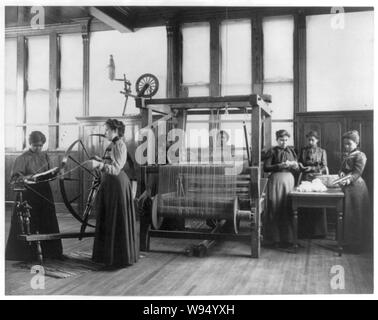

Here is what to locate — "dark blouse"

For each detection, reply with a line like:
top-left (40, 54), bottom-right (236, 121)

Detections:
top-left (264, 146), bottom-right (298, 173)
top-left (10, 149), bottom-right (51, 181)
top-left (340, 149), bottom-right (367, 183)
top-left (299, 146), bottom-right (327, 173)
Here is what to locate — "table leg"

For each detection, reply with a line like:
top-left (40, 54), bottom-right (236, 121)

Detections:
top-left (293, 209), bottom-right (298, 253)
top-left (35, 231), bottom-right (43, 265)
top-left (337, 211), bottom-right (343, 256)
top-left (36, 241), bottom-right (43, 265)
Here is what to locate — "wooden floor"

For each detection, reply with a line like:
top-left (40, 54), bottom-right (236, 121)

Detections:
top-left (5, 208), bottom-right (374, 296)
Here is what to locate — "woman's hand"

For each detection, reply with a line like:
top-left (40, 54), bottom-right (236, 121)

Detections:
top-left (339, 172), bottom-right (345, 178)
top-left (290, 161), bottom-right (299, 170)
top-left (340, 178), bottom-right (351, 186)
top-left (281, 161), bottom-right (290, 169)
top-left (85, 160), bottom-right (103, 170)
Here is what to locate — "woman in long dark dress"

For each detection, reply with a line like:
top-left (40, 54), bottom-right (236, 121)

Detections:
top-left (88, 119), bottom-right (139, 268)
top-left (263, 130), bottom-right (299, 247)
top-left (298, 130), bottom-right (328, 238)
top-left (5, 131), bottom-right (63, 261)
top-left (337, 130), bottom-right (370, 253)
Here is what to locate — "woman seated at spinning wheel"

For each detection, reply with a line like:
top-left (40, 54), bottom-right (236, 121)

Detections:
top-left (85, 119), bottom-right (139, 269)
top-left (264, 129), bottom-right (299, 248)
top-left (6, 131), bottom-right (63, 261)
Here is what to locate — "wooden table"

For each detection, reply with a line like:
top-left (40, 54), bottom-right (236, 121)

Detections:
top-left (289, 188), bottom-right (344, 256)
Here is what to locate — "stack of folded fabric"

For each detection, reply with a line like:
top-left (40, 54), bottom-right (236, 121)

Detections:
top-left (296, 178), bottom-right (327, 192)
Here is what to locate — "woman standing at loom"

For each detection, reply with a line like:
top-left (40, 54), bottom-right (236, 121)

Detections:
top-left (6, 131), bottom-right (63, 261)
top-left (298, 130), bottom-right (328, 238)
top-left (337, 130), bottom-right (369, 253)
top-left (86, 119), bottom-right (139, 268)
top-left (264, 129), bottom-right (299, 248)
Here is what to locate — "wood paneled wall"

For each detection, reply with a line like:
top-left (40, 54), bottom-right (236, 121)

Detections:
top-left (295, 110), bottom-right (373, 196)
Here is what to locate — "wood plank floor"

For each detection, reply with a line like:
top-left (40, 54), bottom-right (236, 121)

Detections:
top-left (4, 208), bottom-right (374, 296)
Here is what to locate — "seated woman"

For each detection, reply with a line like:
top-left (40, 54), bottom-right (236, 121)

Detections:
top-left (86, 119), bottom-right (139, 269)
top-left (298, 130), bottom-right (328, 238)
top-left (6, 131), bottom-right (63, 261)
top-left (338, 130), bottom-right (370, 253)
top-left (263, 129), bottom-right (299, 248)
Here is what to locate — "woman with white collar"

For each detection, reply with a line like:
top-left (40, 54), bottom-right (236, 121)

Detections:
top-left (338, 130), bottom-right (369, 253)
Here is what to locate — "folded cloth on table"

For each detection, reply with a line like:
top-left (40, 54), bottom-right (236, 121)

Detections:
top-left (297, 178), bottom-right (327, 192)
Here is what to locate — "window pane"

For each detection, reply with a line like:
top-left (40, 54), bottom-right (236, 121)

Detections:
top-left (220, 122), bottom-right (246, 149)
top-left (59, 125), bottom-right (79, 150)
top-left (5, 93), bottom-right (18, 125)
top-left (27, 36), bottom-right (49, 90)
top-left (5, 125), bottom-right (23, 151)
top-left (182, 22), bottom-right (210, 93)
top-left (59, 90), bottom-right (82, 122)
top-left (221, 19), bottom-right (252, 95)
top-left (5, 38), bottom-right (17, 92)
top-left (25, 91), bottom-right (49, 123)
top-left (5, 38), bottom-right (20, 127)
top-left (263, 16), bottom-right (294, 80)
top-left (89, 28), bottom-right (167, 116)
top-left (60, 33), bottom-right (83, 90)
top-left (186, 123), bottom-right (209, 148)
top-left (272, 122), bottom-right (294, 146)
top-left (264, 82), bottom-right (293, 120)
top-left (186, 85), bottom-right (209, 97)
top-left (307, 11), bottom-right (374, 111)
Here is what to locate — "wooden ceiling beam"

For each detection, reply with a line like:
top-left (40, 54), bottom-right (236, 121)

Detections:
top-left (89, 6), bottom-right (135, 33)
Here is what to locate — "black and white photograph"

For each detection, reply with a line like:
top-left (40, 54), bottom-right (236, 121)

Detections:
top-left (0, 1), bottom-right (376, 300)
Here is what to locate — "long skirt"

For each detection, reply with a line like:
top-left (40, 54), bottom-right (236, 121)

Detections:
top-left (264, 172), bottom-right (295, 243)
top-left (342, 177), bottom-right (370, 249)
top-left (92, 171), bottom-right (139, 267)
top-left (5, 182), bottom-right (63, 261)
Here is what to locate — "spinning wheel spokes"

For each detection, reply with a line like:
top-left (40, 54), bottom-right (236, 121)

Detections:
top-left (59, 135), bottom-right (106, 229)
top-left (135, 73), bottom-right (159, 98)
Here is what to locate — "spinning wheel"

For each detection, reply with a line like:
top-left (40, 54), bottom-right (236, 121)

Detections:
top-left (135, 73), bottom-right (159, 98)
top-left (59, 134), bottom-right (107, 230)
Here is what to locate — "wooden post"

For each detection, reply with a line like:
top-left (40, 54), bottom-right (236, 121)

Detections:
top-left (251, 15), bottom-right (264, 95)
top-left (209, 19), bottom-right (221, 162)
top-left (251, 104), bottom-right (262, 258)
top-left (166, 21), bottom-right (182, 98)
top-left (16, 35), bottom-right (27, 150)
top-left (81, 18), bottom-right (91, 117)
top-left (264, 113), bottom-right (272, 151)
top-left (49, 32), bottom-right (59, 150)
top-left (294, 11), bottom-right (307, 144)
top-left (251, 105), bottom-right (262, 167)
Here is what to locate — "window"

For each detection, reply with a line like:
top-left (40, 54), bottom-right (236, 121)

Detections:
top-left (185, 114), bottom-right (210, 162)
top-left (221, 19), bottom-right (252, 95)
top-left (89, 27), bottom-right (167, 116)
top-left (58, 33), bottom-right (83, 149)
top-left (182, 22), bottom-right (210, 97)
top-left (4, 38), bottom-right (22, 150)
top-left (219, 113), bottom-right (250, 161)
top-left (307, 11), bottom-right (373, 111)
top-left (263, 15), bottom-right (294, 145)
top-left (25, 35), bottom-right (50, 149)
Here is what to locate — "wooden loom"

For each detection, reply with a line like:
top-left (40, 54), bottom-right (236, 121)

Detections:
top-left (136, 94), bottom-right (272, 258)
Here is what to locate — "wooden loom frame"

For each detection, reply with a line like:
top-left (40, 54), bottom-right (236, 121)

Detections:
top-left (136, 94), bottom-right (272, 258)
